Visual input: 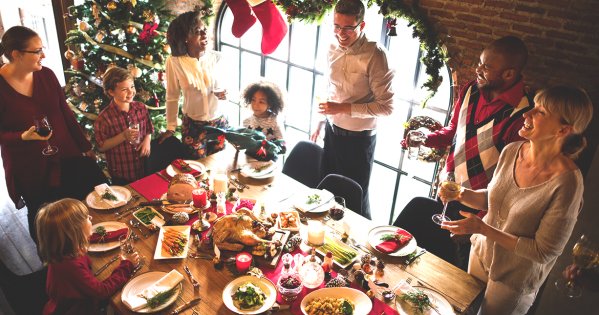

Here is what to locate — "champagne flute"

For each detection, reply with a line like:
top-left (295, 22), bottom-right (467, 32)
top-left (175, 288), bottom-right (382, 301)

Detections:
top-left (432, 172), bottom-right (461, 225)
top-left (555, 234), bottom-right (598, 298)
top-left (34, 116), bottom-right (58, 155)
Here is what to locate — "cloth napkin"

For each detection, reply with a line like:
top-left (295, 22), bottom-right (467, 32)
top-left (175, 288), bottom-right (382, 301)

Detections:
top-left (94, 184), bottom-right (127, 208)
top-left (129, 174), bottom-right (169, 201)
top-left (375, 229), bottom-right (413, 254)
top-left (122, 269), bottom-right (184, 311)
top-left (89, 228), bottom-right (128, 244)
top-left (171, 159), bottom-right (201, 177)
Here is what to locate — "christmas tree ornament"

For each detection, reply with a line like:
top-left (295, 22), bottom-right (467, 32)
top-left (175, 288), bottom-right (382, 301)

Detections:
top-left (95, 30), bottom-right (106, 42)
top-left (144, 54), bottom-right (153, 61)
top-left (142, 10), bottom-right (155, 22)
top-left (248, 0), bottom-right (288, 54)
top-left (386, 18), bottom-right (397, 36)
top-left (158, 71), bottom-right (164, 81)
top-left (64, 49), bottom-right (75, 61)
top-left (139, 22), bottom-right (159, 43)
top-left (162, 44), bottom-right (171, 54)
top-left (128, 64), bottom-right (142, 78)
top-left (94, 98), bottom-right (102, 110)
top-left (224, 0), bottom-right (256, 38)
top-left (79, 101), bottom-right (88, 111)
top-left (92, 4), bottom-right (100, 20)
top-left (107, 1), bottom-right (117, 10)
top-left (126, 24), bottom-right (137, 34)
top-left (78, 20), bottom-right (90, 32)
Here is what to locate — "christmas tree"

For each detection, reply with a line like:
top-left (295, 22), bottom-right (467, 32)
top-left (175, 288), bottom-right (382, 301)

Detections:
top-left (63, 0), bottom-right (176, 148)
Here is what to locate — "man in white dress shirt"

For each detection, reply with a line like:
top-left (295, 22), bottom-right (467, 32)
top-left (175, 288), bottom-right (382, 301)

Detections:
top-left (311, 0), bottom-right (394, 218)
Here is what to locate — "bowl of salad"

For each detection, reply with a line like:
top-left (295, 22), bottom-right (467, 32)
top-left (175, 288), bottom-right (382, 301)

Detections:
top-left (222, 275), bottom-right (277, 314)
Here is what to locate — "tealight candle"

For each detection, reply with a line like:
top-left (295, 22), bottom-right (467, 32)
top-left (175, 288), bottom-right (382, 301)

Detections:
top-left (213, 173), bottom-right (228, 194)
top-left (235, 252), bottom-right (253, 273)
top-left (192, 189), bottom-right (207, 208)
top-left (307, 220), bottom-right (325, 246)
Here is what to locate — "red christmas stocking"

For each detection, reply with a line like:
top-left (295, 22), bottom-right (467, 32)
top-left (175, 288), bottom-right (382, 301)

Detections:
top-left (250, 0), bottom-right (288, 55)
top-left (225, 0), bottom-right (256, 38)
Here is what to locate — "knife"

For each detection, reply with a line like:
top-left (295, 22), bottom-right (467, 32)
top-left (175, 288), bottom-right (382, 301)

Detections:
top-left (170, 297), bottom-right (201, 314)
top-left (94, 255), bottom-right (119, 276)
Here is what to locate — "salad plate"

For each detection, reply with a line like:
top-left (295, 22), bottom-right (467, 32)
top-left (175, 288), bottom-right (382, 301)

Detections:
top-left (395, 286), bottom-right (455, 315)
top-left (293, 189), bottom-right (334, 213)
top-left (300, 287), bottom-right (372, 315)
top-left (121, 271), bottom-right (182, 313)
top-left (368, 226), bottom-right (418, 257)
top-left (240, 161), bottom-right (277, 179)
top-left (89, 221), bottom-right (128, 252)
top-left (86, 186), bottom-right (131, 210)
top-left (153, 226), bottom-right (191, 260)
top-left (165, 160), bottom-right (206, 178)
top-left (222, 275), bottom-right (277, 314)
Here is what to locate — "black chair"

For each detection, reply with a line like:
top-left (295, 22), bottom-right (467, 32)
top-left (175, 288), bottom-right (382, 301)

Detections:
top-left (145, 137), bottom-right (187, 174)
top-left (317, 174), bottom-right (368, 219)
top-left (0, 259), bottom-right (47, 314)
top-left (282, 141), bottom-right (324, 188)
top-left (393, 197), bottom-right (458, 265)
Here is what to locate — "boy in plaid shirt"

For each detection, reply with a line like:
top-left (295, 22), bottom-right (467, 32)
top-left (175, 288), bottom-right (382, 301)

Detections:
top-left (95, 67), bottom-right (154, 184)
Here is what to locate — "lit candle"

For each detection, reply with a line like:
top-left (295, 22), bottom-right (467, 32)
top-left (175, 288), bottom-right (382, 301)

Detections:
top-left (192, 189), bottom-right (207, 208)
top-left (307, 220), bottom-right (325, 246)
top-left (213, 173), bottom-right (228, 194)
top-left (236, 252), bottom-right (253, 273)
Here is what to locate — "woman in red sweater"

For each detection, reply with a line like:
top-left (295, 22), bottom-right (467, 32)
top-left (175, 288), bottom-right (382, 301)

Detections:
top-left (36, 199), bottom-right (139, 315)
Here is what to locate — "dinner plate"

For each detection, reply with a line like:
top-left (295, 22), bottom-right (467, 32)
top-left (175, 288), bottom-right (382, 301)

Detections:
top-left (240, 161), bottom-right (277, 179)
top-left (89, 221), bottom-right (129, 252)
top-left (121, 271), bottom-right (182, 313)
top-left (222, 275), bottom-right (277, 314)
top-left (395, 286), bottom-right (455, 315)
top-left (86, 186), bottom-right (131, 210)
top-left (153, 225), bottom-right (191, 259)
top-left (165, 160), bottom-right (206, 178)
top-left (368, 226), bottom-right (418, 257)
top-left (300, 287), bottom-right (372, 315)
top-left (293, 189), bottom-right (334, 213)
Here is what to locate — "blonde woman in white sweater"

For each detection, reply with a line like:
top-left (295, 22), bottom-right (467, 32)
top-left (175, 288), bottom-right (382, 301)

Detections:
top-left (440, 86), bottom-right (593, 315)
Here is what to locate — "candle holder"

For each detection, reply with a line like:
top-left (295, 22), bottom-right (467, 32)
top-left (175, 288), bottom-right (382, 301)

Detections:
top-left (306, 220), bottom-right (325, 246)
top-left (236, 252), bottom-right (253, 274)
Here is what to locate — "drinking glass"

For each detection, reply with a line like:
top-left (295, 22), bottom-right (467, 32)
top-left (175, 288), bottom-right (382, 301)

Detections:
top-left (432, 173), bottom-right (461, 225)
top-left (119, 235), bottom-right (143, 268)
top-left (128, 122), bottom-right (140, 146)
top-left (34, 116), bottom-right (58, 155)
top-left (555, 234), bottom-right (598, 298)
top-left (328, 196), bottom-right (346, 231)
top-left (406, 130), bottom-right (426, 160)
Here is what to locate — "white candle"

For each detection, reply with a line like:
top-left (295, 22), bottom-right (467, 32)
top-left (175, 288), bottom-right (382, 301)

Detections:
top-left (307, 220), bottom-right (325, 246)
top-left (213, 173), bottom-right (228, 194)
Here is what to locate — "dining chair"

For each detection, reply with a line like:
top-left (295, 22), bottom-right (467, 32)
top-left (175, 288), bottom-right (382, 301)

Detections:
top-left (393, 197), bottom-right (458, 265)
top-left (145, 137), bottom-right (187, 174)
top-left (316, 174), bottom-right (368, 219)
top-left (0, 258), bottom-right (47, 314)
top-left (282, 141), bottom-right (324, 188)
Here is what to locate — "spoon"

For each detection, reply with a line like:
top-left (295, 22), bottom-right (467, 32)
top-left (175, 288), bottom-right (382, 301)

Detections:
top-left (129, 219), bottom-right (148, 238)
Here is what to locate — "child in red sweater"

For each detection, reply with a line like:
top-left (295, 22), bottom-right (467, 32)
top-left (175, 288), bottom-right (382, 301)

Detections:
top-left (36, 198), bottom-right (139, 315)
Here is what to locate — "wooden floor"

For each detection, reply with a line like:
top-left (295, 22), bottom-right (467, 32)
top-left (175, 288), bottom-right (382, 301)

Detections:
top-left (0, 148), bottom-right (43, 315)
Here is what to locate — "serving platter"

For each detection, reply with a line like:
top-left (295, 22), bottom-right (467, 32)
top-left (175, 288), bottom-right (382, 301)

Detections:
top-left (300, 287), bottom-right (372, 315)
top-left (153, 226), bottom-right (191, 260)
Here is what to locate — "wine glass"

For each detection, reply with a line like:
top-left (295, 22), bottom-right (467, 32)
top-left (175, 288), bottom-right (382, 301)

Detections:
top-left (328, 196), bottom-right (346, 231)
top-left (555, 234), bottom-right (598, 298)
top-left (119, 235), bottom-right (144, 268)
top-left (34, 116), bottom-right (58, 155)
top-left (432, 172), bottom-right (461, 225)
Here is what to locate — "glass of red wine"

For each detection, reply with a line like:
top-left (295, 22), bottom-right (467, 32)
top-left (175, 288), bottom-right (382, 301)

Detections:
top-left (34, 116), bottom-right (58, 155)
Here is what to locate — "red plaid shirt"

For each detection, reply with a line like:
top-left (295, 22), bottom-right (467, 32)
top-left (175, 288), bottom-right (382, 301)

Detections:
top-left (94, 101), bottom-right (154, 182)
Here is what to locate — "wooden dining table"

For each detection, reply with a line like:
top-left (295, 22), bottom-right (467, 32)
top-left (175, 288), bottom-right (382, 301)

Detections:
top-left (89, 147), bottom-right (484, 314)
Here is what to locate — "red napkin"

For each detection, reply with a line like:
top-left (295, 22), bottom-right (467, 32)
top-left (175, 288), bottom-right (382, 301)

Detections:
top-left (375, 229), bottom-right (413, 254)
top-left (171, 159), bottom-right (201, 177)
top-left (90, 228), bottom-right (128, 244)
top-left (130, 174), bottom-right (169, 201)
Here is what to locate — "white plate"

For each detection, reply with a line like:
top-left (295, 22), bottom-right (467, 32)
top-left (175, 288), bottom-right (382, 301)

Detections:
top-left (166, 160), bottom-right (206, 178)
top-left (293, 189), bottom-right (334, 213)
top-left (85, 186), bottom-right (131, 210)
top-left (89, 221), bottom-right (129, 252)
top-left (300, 287), bottom-right (372, 315)
top-left (396, 286), bottom-right (455, 315)
top-left (368, 225), bottom-right (417, 257)
top-left (222, 275), bottom-right (277, 314)
top-left (121, 271), bottom-right (182, 313)
top-left (132, 207), bottom-right (165, 228)
top-left (153, 226), bottom-right (191, 259)
top-left (240, 161), bottom-right (277, 179)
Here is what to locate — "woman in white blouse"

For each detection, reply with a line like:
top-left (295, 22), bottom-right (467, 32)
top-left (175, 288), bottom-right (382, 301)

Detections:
top-left (160, 9), bottom-right (228, 158)
top-left (440, 86), bottom-right (593, 315)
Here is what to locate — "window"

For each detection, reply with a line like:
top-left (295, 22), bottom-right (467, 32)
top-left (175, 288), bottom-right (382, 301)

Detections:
top-left (216, 6), bottom-right (452, 225)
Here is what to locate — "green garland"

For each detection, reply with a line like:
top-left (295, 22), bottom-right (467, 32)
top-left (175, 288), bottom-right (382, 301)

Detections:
top-left (274, 0), bottom-right (446, 105)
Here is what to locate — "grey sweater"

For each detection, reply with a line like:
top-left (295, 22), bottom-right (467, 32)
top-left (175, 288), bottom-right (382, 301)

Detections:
top-left (471, 141), bottom-right (583, 293)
